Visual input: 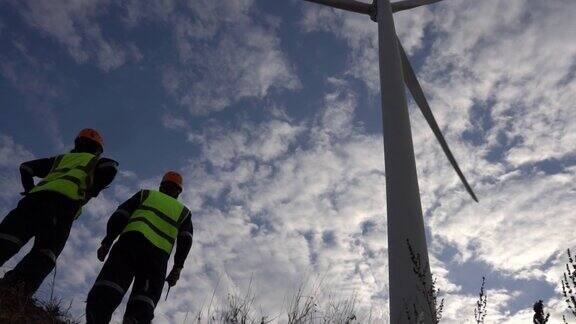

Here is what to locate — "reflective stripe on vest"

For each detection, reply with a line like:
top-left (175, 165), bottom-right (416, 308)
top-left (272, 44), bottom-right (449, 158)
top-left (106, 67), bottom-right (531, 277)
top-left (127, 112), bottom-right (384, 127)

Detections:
top-left (122, 190), bottom-right (188, 254)
top-left (29, 153), bottom-right (98, 201)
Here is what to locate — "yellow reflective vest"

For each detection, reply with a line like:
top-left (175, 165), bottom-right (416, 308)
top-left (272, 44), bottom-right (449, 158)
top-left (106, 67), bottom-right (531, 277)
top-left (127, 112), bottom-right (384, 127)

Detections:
top-left (123, 190), bottom-right (189, 254)
top-left (30, 152), bottom-right (98, 201)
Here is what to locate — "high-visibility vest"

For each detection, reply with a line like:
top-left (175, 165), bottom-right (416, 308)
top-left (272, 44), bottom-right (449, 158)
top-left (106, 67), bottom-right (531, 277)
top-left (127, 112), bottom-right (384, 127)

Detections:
top-left (29, 153), bottom-right (98, 201)
top-left (123, 190), bottom-right (189, 254)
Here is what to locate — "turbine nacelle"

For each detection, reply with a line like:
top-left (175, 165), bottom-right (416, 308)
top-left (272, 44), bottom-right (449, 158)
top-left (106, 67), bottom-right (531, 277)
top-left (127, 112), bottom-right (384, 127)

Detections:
top-left (303, 0), bottom-right (479, 202)
top-left (302, 0), bottom-right (442, 20)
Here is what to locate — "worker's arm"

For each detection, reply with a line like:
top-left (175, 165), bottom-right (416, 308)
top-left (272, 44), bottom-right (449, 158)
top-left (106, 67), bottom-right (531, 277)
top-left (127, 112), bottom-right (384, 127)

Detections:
top-left (96, 190), bottom-right (146, 262)
top-left (166, 210), bottom-right (193, 286)
top-left (100, 190), bottom-right (144, 247)
top-left (86, 157), bottom-right (119, 199)
top-left (174, 211), bottom-right (193, 269)
top-left (19, 157), bottom-right (56, 193)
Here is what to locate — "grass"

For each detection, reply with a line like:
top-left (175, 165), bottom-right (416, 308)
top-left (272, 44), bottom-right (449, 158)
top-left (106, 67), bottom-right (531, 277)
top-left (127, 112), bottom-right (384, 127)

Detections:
top-left (406, 239), bottom-right (444, 324)
top-left (474, 277), bottom-right (487, 324)
top-left (0, 284), bottom-right (78, 324)
top-left (187, 277), bottom-right (385, 323)
top-left (5, 247), bottom-right (575, 323)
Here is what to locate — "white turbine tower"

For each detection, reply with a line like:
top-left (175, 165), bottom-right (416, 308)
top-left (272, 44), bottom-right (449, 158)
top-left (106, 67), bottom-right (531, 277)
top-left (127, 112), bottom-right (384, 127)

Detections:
top-left (302, 0), bottom-right (478, 323)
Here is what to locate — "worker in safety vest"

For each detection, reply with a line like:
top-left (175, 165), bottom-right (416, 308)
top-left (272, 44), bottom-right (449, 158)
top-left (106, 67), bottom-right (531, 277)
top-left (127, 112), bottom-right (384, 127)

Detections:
top-left (0, 128), bottom-right (118, 295)
top-left (86, 171), bottom-right (193, 324)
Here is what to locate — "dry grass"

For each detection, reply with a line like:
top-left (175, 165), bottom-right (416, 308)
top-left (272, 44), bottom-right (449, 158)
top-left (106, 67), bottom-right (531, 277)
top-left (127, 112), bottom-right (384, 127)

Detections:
top-left (406, 239), bottom-right (444, 324)
top-left (533, 300), bottom-right (550, 324)
top-left (474, 277), bottom-right (487, 324)
top-left (187, 277), bottom-right (386, 324)
top-left (562, 249), bottom-right (576, 321)
top-left (0, 284), bottom-right (78, 324)
top-left (193, 277), bottom-right (273, 324)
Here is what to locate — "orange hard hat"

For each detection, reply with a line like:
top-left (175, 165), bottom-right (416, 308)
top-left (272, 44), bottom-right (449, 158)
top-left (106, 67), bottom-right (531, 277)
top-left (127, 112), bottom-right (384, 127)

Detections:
top-left (162, 171), bottom-right (183, 189)
top-left (76, 128), bottom-right (104, 148)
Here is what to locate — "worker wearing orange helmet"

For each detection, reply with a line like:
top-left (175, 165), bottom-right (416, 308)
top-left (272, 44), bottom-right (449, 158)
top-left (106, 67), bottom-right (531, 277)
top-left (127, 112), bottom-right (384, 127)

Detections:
top-left (86, 171), bottom-right (193, 324)
top-left (0, 128), bottom-right (118, 295)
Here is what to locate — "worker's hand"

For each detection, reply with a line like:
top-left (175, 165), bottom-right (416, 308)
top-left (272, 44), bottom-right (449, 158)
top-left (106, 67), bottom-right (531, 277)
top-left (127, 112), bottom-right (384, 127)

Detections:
top-left (166, 267), bottom-right (182, 287)
top-left (97, 243), bottom-right (110, 262)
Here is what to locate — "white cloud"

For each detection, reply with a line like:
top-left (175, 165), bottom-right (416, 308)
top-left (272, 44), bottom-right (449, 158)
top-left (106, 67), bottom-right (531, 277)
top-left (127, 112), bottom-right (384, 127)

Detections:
top-left (162, 113), bottom-right (190, 132)
top-left (0, 135), bottom-right (34, 168)
top-left (440, 289), bottom-right (522, 323)
top-left (410, 0), bottom-right (576, 282)
top-left (300, 0), bottom-right (576, 320)
top-left (0, 83), bottom-right (389, 321)
top-left (7, 0), bottom-right (141, 71)
top-left (188, 118), bottom-right (305, 169)
top-left (0, 135), bottom-right (34, 213)
top-left (150, 83), bottom-right (388, 321)
top-left (5, 0), bottom-right (300, 112)
top-left (0, 47), bottom-right (65, 148)
top-left (422, 0), bottom-right (576, 167)
top-left (430, 167), bottom-right (576, 273)
top-left (161, 0), bottom-right (301, 115)
top-left (300, 1), bottom-right (434, 91)
top-left (312, 79), bottom-right (357, 143)
top-left (1, 0), bottom-right (575, 321)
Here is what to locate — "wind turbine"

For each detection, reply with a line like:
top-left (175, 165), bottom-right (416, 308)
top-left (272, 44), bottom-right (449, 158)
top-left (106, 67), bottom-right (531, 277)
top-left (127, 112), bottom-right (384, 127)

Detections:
top-left (302, 0), bottom-right (478, 322)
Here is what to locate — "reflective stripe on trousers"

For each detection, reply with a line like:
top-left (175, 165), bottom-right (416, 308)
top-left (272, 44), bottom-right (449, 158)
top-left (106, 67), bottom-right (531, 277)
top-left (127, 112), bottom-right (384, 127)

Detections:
top-left (130, 294), bottom-right (156, 309)
top-left (38, 249), bottom-right (57, 264)
top-left (94, 279), bottom-right (125, 294)
top-left (0, 233), bottom-right (23, 247)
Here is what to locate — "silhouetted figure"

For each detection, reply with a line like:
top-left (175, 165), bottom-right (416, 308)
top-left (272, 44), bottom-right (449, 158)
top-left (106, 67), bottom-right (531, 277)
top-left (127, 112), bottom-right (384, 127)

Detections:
top-left (86, 171), bottom-right (193, 324)
top-left (0, 129), bottom-right (117, 295)
top-left (533, 300), bottom-right (550, 324)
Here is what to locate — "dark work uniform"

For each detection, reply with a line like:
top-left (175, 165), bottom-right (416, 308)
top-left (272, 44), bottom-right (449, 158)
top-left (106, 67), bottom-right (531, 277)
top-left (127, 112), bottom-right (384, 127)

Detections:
top-left (0, 154), bottom-right (118, 295)
top-left (86, 190), bottom-right (193, 324)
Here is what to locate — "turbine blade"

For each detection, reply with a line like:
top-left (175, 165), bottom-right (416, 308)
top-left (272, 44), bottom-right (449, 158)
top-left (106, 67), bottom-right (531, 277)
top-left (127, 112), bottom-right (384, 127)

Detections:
top-left (302, 0), bottom-right (373, 16)
top-left (398, 41), bottom-right (479, 202)
top-left (391, 0), bottom-right (444, 13)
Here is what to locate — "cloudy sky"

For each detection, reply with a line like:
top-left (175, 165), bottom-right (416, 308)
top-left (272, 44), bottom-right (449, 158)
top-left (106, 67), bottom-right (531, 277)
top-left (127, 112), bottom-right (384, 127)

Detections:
top-left (1, 0), bottom-right (575, 322)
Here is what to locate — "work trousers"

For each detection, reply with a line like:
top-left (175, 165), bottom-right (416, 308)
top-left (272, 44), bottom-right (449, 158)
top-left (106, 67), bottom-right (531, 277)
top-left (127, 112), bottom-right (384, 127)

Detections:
top-left (0, 192), bottom-right (78, 295)
top-left (86, 233), bottom-right (168, 324)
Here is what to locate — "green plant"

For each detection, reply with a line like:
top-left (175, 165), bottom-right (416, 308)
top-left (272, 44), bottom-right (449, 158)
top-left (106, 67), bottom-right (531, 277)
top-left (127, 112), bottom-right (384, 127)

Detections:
top-left (406, 239), bottom-right (444, 324)
top-left (562, 249), bottom-right (576, 320)
top-left (533, 300), bottom-right (550, 324)
top-left (474, 277), bottom-right (487, 324)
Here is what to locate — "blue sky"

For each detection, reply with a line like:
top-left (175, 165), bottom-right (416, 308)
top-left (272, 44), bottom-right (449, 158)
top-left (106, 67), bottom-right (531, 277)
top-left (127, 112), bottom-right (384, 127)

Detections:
top-left (1, 0), bottom-right (575, 322)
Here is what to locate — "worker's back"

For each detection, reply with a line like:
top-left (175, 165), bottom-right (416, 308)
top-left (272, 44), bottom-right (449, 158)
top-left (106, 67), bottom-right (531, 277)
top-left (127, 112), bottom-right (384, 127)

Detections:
top-left (122, 189), bottom-right (188, 255)
top-left (0, 128), bottom-right (117, 296)
top-left (29, 152), bottom-right (98, 202)
top-left (86, 172), bottom-right (193, 324)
